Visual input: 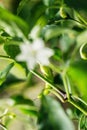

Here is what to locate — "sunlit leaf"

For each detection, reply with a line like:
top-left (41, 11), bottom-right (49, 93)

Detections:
top-left (10, 62), bottom-right (27, 79)
top-left (68, 60), bottom-right (87, 101)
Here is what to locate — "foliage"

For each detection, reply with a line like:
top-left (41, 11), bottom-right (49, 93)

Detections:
top-left (0, 0), bottom-right (87, 130)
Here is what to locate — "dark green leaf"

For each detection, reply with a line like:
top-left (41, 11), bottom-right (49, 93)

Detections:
top-left (17, 0), bottom-right (29, 15)
top-left (12, 95), bottom-right (34, 105)
top-left (64, 0), bottom-right (87, 10)
top-left (43, 0), bottom-right (54, 6)
top-left (0, 62), bottom-right (14, 85)
top-left (38, 96), bottom-right (75, 130)
top-left (4, 41), bottom-right (20, 59)
top-left (53, 47), bottom-right (63, 61)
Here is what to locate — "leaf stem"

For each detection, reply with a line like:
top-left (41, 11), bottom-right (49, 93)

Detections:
top-left (31, 69), bottom-right (87, 116)
top-left (30, 70), bottom-right (67, 100)
top-left (49, 89), bottom-right (66, 102)
top-left (69, 96), bottom-right (87, 116)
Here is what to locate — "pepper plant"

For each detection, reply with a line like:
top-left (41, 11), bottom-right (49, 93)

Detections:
top-left (0, 0), bottom-right (87, 130)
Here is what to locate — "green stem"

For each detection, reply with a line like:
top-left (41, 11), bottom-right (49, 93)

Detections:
top-left (69, 96), bottom-right (87, 116)
top-left (0, 123), bottom-right (7, 130)
top-left (49, 89), bottom-right (66, 102)
top-left (50, 63), bottom-right (62, 74)
top-left (54, 17), bottom-right (87, 28)
top-left (75, 11), bottom-right (87, 26)
top-left (62, 74), bottom-right (71, 99)
top-left (78, 114), bottom-right (84, 130)
top-left (31, 70), bottom-right (87, 116)
top-left (31, 70), bottom-right (67, 100)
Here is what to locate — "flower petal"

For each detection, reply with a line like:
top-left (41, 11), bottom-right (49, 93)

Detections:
top-left (37, 48), bottom-right (54, 65)
top-left (32, 38), bottom-right (44, 50)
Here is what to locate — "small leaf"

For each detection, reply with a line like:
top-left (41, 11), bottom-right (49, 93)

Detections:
top-left (0, 62), bottom-right (14, 85)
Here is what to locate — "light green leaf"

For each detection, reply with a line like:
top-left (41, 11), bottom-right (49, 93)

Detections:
top-left (42, 25), bottom-right (76, 41)
top-left (68, 60), bottom-right (87, 101)
top-left (76, 30), bottom-right (87, 46)
top-left (0, 57), bottom-right (26, 79)
top-left (10, 62), bottom-right (27, 79)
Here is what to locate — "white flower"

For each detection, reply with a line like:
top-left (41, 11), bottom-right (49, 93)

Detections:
top-left (16, 38), bottom-right (54, 70)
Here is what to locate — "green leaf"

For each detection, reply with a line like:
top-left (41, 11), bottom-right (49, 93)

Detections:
top-left (0, 7), bottom-right (29, 36)
top-left (43, 0), bottom-right (54, 6)
top-left (38, 96), bottom-right (75, 130)
top-left (17, 0), bottom-right (29, 15)
top-left (42, 25), bottom-right (76, 41)
top-left (12, 95), bottom-right (34, 105)
top-left (16, 105), bottom-right (38, 117)
top-left (4, 41), bottom-right (20, 59)
top-left (10, 62), bottom-right (27, 79)
top-left (64, 0), bottom-right (87, 10)
top-left (0, 36), bottom-right (6, 44)
top-left (0, 57), bottom-right (26, 79)
top-left (53, 48), bottom-right (63, 61)
top-left (0, 62), bottom-right (14, 85)
top-left (68, 60), bottom-right (87, 101)
top-left (76, 30), bottom-right (87, 46)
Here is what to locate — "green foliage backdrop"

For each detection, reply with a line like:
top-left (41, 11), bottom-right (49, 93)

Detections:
top-left (0, 0), bottom-right (87, 130)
